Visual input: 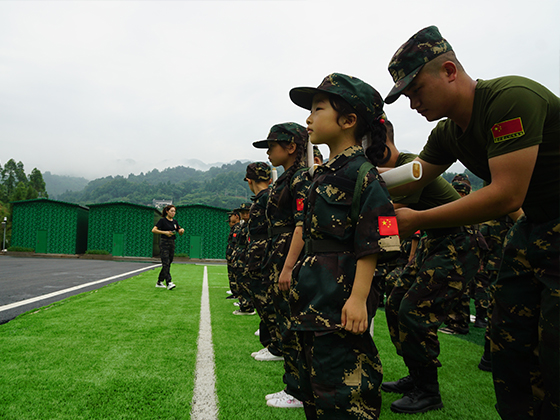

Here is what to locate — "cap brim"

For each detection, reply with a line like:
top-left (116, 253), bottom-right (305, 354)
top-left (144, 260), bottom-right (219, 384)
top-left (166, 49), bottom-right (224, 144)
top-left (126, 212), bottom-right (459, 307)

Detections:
top-left (384, 66), bottom-right (423, 104)
top-left (252, 140), bottom-right (270, 149)
top-left (289, 87), bottom-right (322, 110)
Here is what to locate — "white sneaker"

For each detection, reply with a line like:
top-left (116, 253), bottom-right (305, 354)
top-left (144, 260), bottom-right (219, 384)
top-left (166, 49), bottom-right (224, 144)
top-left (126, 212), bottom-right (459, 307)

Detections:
top-left (232, 309), bottom-right (256, 315)
top-left (265, 389), bottom-right (288, 400)
top-left (233, 302), bottom-right (240, 306)
top-left (267, 393), bottom-right (303, 408)
top-left (226, 290), bottom-right (233, 295)
top-left (167, 282), bottom-right (176, 290)
top-left (155, 282), bottom-right (166, 288)
top-left (251, 347), bottom-right (268, 358)
top-left (255, 348), bottom-right (284, 361)
top-left (254, 329), bottom-right (260, 336)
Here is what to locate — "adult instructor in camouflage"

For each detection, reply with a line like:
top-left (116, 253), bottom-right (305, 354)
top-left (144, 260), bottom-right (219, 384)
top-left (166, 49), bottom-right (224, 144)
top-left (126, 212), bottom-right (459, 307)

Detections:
top-left (384, 25), bottom-right (559, 420)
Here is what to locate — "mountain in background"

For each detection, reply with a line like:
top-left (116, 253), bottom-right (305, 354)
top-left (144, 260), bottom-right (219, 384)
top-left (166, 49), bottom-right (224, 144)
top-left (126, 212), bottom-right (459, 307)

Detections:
top-left (43, 172), bottom-right (90, 197)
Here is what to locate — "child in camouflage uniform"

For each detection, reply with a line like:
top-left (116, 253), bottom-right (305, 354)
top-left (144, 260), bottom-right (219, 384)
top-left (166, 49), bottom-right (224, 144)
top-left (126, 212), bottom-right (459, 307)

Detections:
top-left (231, 203), bottom-right (255, 315)
top-left (242, 162), bottom-right (283, 360)
top-left (252, 123), bottom-right (311, 408)
top-left (288, 73), bottom-right (400, 420)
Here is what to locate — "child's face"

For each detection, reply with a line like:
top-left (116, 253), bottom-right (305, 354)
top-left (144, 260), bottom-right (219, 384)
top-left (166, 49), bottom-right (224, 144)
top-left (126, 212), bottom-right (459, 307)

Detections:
top-left (266, 141), bottom-right (292, 168)
top-left (306, 93), bottom-right (342, 146)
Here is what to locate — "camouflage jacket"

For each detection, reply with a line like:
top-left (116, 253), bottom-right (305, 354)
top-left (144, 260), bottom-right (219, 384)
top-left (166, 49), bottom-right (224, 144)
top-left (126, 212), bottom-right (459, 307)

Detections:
top-left (262, 166), bottom-right (311, 276)
top-left (245, 188), bottom-right (270, 273)
top-left (290, 145), bottom-right (399, 331)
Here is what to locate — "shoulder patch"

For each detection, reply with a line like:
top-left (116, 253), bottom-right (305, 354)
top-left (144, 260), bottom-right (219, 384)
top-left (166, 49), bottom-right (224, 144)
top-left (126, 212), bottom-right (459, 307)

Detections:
top-left (296, 198), bottom-right (304, 212)
top-left (379, 216), bottom-right (399, 236)
top-left (491, 117), bottom-right (524, 143)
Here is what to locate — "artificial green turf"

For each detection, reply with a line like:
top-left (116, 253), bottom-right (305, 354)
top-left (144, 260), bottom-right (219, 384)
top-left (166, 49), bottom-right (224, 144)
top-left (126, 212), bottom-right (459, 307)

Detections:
top-left (1, 263), bottom-right (499, 419)
top-left (0, 264), bottom-right (203, 420)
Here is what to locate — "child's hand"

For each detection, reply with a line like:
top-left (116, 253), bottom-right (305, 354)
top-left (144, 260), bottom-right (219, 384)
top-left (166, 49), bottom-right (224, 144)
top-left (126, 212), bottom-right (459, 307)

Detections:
top-left (341, 295), bottom-right (368, 334)
top-left (278, 267), bottom-right (292, 291)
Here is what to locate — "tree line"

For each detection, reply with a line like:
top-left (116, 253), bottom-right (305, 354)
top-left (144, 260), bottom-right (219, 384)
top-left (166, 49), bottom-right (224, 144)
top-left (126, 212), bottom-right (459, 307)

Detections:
top-left (0, 157), bottom-right (482, 250)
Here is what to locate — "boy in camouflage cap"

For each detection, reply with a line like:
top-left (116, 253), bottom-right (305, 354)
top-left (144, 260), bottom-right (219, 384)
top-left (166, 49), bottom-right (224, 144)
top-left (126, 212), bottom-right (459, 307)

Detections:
top-left (451, 173), bottom-right (471, 197)
top-left (385, 25), bottom-right (559, 419)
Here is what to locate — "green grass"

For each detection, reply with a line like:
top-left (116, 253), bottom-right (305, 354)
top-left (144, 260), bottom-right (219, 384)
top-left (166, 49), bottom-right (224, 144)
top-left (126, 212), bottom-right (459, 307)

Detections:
top-left (0, 263), bottom-right (499, 419)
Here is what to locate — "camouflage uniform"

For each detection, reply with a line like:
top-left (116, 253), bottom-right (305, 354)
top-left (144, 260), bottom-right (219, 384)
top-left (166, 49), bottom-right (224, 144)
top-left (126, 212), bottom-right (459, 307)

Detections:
top-left (226, 219), bottom-right (240, 298)
top-left (290, 145), bottom-right (400, 419)
top-left (244, 163), bottom-right (279, 354)
top-left (231, 204), bottom-right (254, 313)
top-left (289, 74), bottom-right (400, 419)
top-left (253, 123), bottom-right (311, 402)
top-left (386, 25), bottom-right (560, 418)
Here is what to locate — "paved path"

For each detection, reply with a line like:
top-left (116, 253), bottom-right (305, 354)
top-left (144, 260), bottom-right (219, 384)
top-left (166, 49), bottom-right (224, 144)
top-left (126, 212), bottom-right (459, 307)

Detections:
top-left (0, 256), bottom-right (160, 324)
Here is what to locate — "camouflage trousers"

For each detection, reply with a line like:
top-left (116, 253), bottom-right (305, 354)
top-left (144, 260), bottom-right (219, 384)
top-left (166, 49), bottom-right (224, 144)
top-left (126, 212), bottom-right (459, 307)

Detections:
top-left (385, 229), bottom-right (480, 368)
top-left (491, 216), bottom-right (559, 420)
top-left (247, 271), bottom-right (281, 355)
top-left (158, 238), bottom-right (175, 284)
top-left (232, 268), bottom-right (254, 312)
top-left (297, 330), bottom-right (382, 420)
top-left (269, 279), bottom-right (303, 401)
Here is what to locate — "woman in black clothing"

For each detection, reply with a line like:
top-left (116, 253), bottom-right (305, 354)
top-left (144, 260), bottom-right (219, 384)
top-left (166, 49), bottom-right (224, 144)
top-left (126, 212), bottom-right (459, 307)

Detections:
top-left (152, 205), bottom-right (184, 290)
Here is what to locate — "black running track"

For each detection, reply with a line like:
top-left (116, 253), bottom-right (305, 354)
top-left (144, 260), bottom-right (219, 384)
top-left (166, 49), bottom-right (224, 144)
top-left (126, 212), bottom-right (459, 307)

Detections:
top-left (0, 256), bottom-right (160, 324)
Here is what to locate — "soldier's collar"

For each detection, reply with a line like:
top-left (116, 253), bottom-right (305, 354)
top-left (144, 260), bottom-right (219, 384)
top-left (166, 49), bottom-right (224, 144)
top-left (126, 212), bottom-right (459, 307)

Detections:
top-left (324, 145), bottom-right (364, 171)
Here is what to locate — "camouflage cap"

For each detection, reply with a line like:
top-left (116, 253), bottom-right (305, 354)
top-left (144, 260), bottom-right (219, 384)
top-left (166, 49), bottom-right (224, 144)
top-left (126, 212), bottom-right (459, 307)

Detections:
top-left (313, 145), bottom-right (323, 161)
top-left (452, 173), bottom-right (471, 195)
top-left (245, 162), bottom-right (271, 182)
top-left (385, 26), bottom-right (453, 104)
top-left (290, 73), bottom-right (384, 132)
top-left (235, 202), bottom-right (252, 212)
top-left (252, 122), bottom-right (308, 149)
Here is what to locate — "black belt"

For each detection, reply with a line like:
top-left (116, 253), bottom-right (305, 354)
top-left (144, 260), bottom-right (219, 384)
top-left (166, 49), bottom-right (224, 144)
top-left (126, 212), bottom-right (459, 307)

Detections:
top-left (424, 226), bottom-right (463, 238)
top-left (304, 238), bottom-right (353, 254)
top-left (268, 225), bottom-right (294, 237)
top-left (523, 204), bottom-right (559, 223)
top-left (250, 233), bottom-right (268, 241)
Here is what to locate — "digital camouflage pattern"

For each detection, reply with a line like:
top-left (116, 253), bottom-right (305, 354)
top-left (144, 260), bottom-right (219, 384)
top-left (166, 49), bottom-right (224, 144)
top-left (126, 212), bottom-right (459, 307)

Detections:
top-left (245, 161), bottom-right (271, 182)
top-left (291, 145), bottom-right (399, 332)
top-left (243, 188), bottom-right (279, 353)
top-left (385, 25), bottom-right (453, 104)
top-left (226, 221), bottom-right (240, 298)
top-left (290, 145), bottom-right (399, 419)
top-left (491, 216), bottom-right (559, 419)
top-left (451, 173), bottom-right (471, 196)
top-left (385, 229), bottom-right (481, 367)
top-left (230, 220), bottom-right (254, 312)
top-left (262, 164), bottom-right (311, 401)
top-left (298, 329), bottom-right (383, 420)
top-left (290, 73), bottom-right (385, 132)
top-left (252, 122), bottom-right (308, 149)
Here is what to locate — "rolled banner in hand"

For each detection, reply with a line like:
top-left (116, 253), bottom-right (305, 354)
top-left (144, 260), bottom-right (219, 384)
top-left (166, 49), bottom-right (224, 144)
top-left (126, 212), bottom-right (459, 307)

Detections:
top-left (307, 140), bottom-right (317, 176)
top-left (271, 167), bottom-right (278, 183)
top-left (381, 161), bottom-right (422, 189)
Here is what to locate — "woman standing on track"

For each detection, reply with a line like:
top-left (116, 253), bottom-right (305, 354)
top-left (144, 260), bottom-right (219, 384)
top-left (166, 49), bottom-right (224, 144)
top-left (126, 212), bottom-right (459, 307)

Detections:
top-left (152, 205), bottom-right (184, 290)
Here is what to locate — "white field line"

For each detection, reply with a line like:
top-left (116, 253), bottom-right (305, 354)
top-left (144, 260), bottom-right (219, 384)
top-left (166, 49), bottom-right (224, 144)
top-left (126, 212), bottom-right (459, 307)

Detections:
top-left (191, 266), bottom-right (218, 419)
top-left (0, 264), bottom-right (161, 312)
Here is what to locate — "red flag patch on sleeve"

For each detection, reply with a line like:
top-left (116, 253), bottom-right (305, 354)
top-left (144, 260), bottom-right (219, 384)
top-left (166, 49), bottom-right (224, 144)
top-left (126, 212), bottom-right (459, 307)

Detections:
top-left (491, 117), bottom-right (524, 143)
top-left (296, 198), bottom-right (304, 212)
top-left (379, 216), bottom-right (399, 236)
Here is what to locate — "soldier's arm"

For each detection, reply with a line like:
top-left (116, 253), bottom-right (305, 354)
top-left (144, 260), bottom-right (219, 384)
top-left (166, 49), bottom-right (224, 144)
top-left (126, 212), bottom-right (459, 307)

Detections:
top-left (395, 146), bottom-right (537, 237)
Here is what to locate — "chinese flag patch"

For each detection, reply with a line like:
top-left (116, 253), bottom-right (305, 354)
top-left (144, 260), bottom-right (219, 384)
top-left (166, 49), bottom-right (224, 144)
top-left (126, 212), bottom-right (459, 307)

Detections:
top-left (296, 198), bottom-right (304, 212)
top-left (379, 216), bottom-right (399, 236)
top-left (491, 117), bottom-right (524, 143)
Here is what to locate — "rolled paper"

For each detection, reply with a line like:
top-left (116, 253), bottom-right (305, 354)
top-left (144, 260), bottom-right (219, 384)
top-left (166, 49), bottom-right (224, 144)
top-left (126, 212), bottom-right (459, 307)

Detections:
top-left (381, 161), bottom-right (422, 189)
top-left (271, 167), bottom-right (278, 183)
top-left (307, 140), bottom-right (315, 176)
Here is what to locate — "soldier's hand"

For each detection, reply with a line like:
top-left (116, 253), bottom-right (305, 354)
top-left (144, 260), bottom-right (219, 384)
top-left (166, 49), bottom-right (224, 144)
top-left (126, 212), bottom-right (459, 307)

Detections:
top-left (394, 207), bottom-right (419, 239)
top-left (341, 296), bottom-right (368, 334)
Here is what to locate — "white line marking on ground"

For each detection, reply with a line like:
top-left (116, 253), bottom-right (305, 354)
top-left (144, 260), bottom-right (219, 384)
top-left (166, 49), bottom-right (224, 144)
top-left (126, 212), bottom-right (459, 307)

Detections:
top-left (0, 264), bottom-right (161, 312)
top-left (191, 266), bottom-right (218, 419)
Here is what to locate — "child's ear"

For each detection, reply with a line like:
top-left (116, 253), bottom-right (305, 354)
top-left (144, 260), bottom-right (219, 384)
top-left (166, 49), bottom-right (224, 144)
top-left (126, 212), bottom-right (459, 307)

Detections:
top-left (286, 142), bottom-right (297, 154)
top-left (340, 113), bottom-right (357, 129)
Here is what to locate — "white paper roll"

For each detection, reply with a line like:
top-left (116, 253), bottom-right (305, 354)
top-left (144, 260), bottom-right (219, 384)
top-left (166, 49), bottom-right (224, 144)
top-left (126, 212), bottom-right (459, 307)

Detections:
top-left (307, 140), bottom-right (316, 176)
top-left (381, 161), bottom-right (422, 189)
top-left (271, 167), bottom-right (278, 183)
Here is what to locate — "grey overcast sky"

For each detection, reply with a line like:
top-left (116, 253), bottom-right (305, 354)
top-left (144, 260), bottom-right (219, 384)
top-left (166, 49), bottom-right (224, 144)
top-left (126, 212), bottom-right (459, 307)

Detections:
top-left (1, 0), bottom-right (559, 180)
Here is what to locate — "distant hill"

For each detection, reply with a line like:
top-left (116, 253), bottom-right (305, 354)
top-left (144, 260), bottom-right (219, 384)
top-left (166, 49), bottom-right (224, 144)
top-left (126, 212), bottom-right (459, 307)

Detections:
top-left (43, 172), bottom-right (90, 199)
